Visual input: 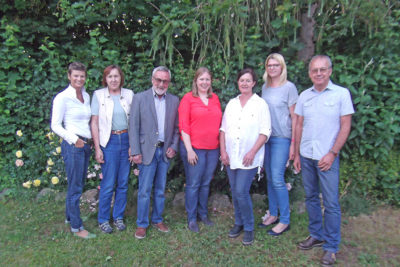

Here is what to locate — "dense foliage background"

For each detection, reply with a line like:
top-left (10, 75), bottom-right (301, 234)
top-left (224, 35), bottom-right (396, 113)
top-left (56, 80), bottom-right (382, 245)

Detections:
top-left (0, 0), bottom-right (399, 204)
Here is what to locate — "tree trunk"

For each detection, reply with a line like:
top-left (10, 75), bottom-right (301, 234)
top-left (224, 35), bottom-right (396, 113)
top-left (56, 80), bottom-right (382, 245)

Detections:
top-left (297, 3), bottom-right (318, 62)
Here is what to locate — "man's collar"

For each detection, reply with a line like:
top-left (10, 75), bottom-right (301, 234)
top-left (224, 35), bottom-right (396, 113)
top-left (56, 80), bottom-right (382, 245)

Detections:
top-left (311, 80), bottom-right (335, 92)
top-left (152, 87), bottom-right (167, 98)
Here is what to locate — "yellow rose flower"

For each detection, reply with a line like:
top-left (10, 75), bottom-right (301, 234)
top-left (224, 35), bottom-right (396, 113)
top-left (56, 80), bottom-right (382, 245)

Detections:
top-left (46, 132), bottom-right (55, 140)
top-left (51, 176), bottom-right (59, 185)
top-left (46, 166), bottom-right (52, 173)
top-left (33, 179), bottom-right (41, 187)
top-left (16, 130), bottom-right (23, 137)
top-left (16, 150), bottom-right (23, 158)
top-left (47, 158), bottom-right (54, 166)
top-left (56, 147), bottom-right (61, 154)
top-left (22, 181), bottom-right (32, 189)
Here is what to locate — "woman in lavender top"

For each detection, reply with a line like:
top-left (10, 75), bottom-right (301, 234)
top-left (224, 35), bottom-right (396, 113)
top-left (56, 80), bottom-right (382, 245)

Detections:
top-left (259, 53), bottom-right (298, 236)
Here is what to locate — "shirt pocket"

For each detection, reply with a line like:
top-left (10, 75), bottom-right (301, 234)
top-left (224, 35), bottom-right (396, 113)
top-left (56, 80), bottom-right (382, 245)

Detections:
top-left (323, 100), bottom-right (340, 116)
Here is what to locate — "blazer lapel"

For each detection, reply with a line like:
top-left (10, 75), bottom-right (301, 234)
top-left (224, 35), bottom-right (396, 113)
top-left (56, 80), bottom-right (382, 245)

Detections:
top-left (164, 93), bottom-right (171, 135)
top-left (146, 88), bottom-right (158, 128)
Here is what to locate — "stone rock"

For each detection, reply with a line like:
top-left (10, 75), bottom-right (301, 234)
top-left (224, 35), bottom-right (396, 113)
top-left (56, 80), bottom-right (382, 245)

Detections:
top-left (209, 193), bottom-right (232, 210)
top-left (172, 192), bottom-right (185, 208)
top-left (36, 188), bottom-right (57, 200)
top-left (81, 188), bottom-right (98, 204)
top-left (165, 191), bottom-right (174, 203)
top-left (294, 200), bottom-right (306, 214)
top-left (251, 193), bottom-right (267, 207)
top-left (55, 191), bottom-right (67, 202)
top-left (0, 188), bottom-right (11, 200)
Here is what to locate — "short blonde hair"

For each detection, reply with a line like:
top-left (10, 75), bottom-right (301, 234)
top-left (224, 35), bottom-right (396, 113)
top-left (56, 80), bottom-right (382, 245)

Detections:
top-left (262, 53), bottom-right (287, 87)
top-left (192, 67), bottom-right (213, 98)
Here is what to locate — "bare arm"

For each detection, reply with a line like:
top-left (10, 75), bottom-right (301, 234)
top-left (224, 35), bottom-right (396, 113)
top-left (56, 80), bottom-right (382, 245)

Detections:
top-left (181, 130), bottom-right (198, 165)
top-left (318, 114), bottom-right (352, 171)
top-left (293, 115), bottom-right (304, 172)
top-left (242, 134), bottom-right (267, 167)
top-left (289, 104), bottom-right (297, 160)
top-left (219, 131), bottom-right (229, 166)
top-left (90, 115), bottom-right (104, 163)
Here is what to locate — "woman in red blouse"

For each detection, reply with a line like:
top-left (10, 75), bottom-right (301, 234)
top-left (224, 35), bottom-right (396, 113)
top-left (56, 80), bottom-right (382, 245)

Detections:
top-left (179, 67), bottom-right (222, 233)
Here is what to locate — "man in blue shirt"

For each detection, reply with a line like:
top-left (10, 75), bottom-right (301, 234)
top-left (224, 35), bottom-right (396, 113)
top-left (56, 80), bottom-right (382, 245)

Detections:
top-left (294, 55), bottom-right (354, 266)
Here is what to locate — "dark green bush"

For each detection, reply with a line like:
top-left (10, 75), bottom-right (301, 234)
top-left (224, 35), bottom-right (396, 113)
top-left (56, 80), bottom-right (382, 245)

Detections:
top-left (0, 0), bottom-right (399, 205)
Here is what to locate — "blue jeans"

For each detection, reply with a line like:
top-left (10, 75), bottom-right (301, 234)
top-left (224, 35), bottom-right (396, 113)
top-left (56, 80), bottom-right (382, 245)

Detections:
top-left (180, 140), bottom-right (219, 222)
top-left (137, 147), bottom-right (170, 228)
top-left (227, 167), bottom-right (258, 231)
top-left (61, 140), bottom-right (91, 232)
top-left (98, 132), bottom-right (130, 224)
top-left (264, 137), bottom-right (291, 224)
top-left (300, 156), bottom-right (341, 253)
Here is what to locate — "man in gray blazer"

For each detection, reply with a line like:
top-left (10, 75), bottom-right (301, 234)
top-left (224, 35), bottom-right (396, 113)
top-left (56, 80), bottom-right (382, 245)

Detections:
top-left (129, 66), bottom-right (179, 239)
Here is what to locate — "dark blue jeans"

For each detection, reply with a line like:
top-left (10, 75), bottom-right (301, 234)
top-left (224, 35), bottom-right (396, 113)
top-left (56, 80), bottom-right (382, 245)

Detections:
top-left (227, 166), bottom-right (258, 231)
top-left (61, 140), bottom-right (91, 232)
top-left (264, 137), bottom-right (291, 224)
top-left (180, 140), bottom-right (219, 222)
top-left (136, 147), bottom-right (170, 228)
top-left (300, 156), bottom-right (341, 253)
top-left (98, 132), bottom-right (130, 224)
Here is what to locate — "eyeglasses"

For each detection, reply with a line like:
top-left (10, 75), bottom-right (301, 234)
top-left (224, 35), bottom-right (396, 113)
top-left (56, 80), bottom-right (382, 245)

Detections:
top-left (267, 64), bottom-right (281, 69)
top-left (153, 77), bottom-right (170, 85)
top-left (310, 67), bottom-right (331, 74)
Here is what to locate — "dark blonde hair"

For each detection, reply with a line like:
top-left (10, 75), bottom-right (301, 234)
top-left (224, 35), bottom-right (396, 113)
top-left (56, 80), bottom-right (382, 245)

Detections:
top-left (262, 53), bottom-right (287, 87)
top-left (192, 67), bottom-right (213, 98)
top-left (102, 65), bottom-right (124, 88)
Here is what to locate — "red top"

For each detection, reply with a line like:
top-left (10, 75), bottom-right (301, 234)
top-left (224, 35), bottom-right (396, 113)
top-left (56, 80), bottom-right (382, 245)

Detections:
top-left (178, 92), bottom-right (222, 149)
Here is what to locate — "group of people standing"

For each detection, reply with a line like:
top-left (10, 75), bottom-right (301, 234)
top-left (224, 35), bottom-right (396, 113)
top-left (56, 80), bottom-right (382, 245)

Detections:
top-left (51, 53), bottom-right (353, 266)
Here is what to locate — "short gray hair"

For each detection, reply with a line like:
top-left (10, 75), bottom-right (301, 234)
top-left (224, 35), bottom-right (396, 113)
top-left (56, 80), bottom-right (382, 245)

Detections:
top-left (309, 55), bottom-right (332, 69)
top-left (152, 66), bottom-right (171, 79)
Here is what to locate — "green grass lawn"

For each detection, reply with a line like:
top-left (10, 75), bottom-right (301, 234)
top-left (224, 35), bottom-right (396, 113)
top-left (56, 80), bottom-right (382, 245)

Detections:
top-left (1, 192), bottom-right (399, 266)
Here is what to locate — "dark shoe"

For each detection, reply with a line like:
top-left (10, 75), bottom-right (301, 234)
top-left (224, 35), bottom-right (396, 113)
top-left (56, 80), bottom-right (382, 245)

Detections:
top-left (188, 221), bottom-right (199, 233)
top-left (267, 225), bottom-right (290, 236)
top-left (152, 222), bottom-right (169, 233)
top-left (321, 251), bottom-right (336, 266)
top-left (199, 216), bottom-right (214, 226)
top-left (135, 227), bottom-right (147, 239)
top-left (228, 225), bottom-right (243, 238)
top-left (99, 222), bottom-right (113, 234)
top-left (113, 219), bottom-right (126, 231)
top-left (257, 219), bottom-right (278, 228)
top-left (297, 236), bottom-right (324, 250)
top-left (242, 231), bottom-right (254, 246)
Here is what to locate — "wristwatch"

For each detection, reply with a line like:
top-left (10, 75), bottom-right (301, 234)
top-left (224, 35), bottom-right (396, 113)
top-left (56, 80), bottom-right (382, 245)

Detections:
top-left (329, 149), bottom-right (338, 157)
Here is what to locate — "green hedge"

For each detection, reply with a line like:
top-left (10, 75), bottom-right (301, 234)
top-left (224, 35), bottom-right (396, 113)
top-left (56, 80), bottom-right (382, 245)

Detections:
top-left (0, 0), bottom-right (399, 205)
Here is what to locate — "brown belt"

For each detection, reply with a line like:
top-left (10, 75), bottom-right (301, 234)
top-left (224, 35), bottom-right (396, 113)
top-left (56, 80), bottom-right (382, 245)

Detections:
top-left (111, 129), bottom-right (128, 135)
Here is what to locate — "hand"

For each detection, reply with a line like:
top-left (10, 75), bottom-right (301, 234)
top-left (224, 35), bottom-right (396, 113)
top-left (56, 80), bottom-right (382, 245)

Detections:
top-left (75, 138), bottom-right (85, 148)
top-left (293, 154), bottom-right (301, 173)
top-left (187, 149), bottom-right (198, 165)
top-left (242, 150), bottom-right (256, 167)
top-left (220, 151), bottom-right (230, 166)
top-left (128, 148), bottom-right (135, 164)
top-left (133, 154), bottom-right (142, 164)
top-left (166, 147), bottom-right (176, 159)
top-left (95, 149), bottom-right (104, 164)
top-left (289, 143), bottom-right (295, 161)
top-left (318, 153), bottom-right (335, 171)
